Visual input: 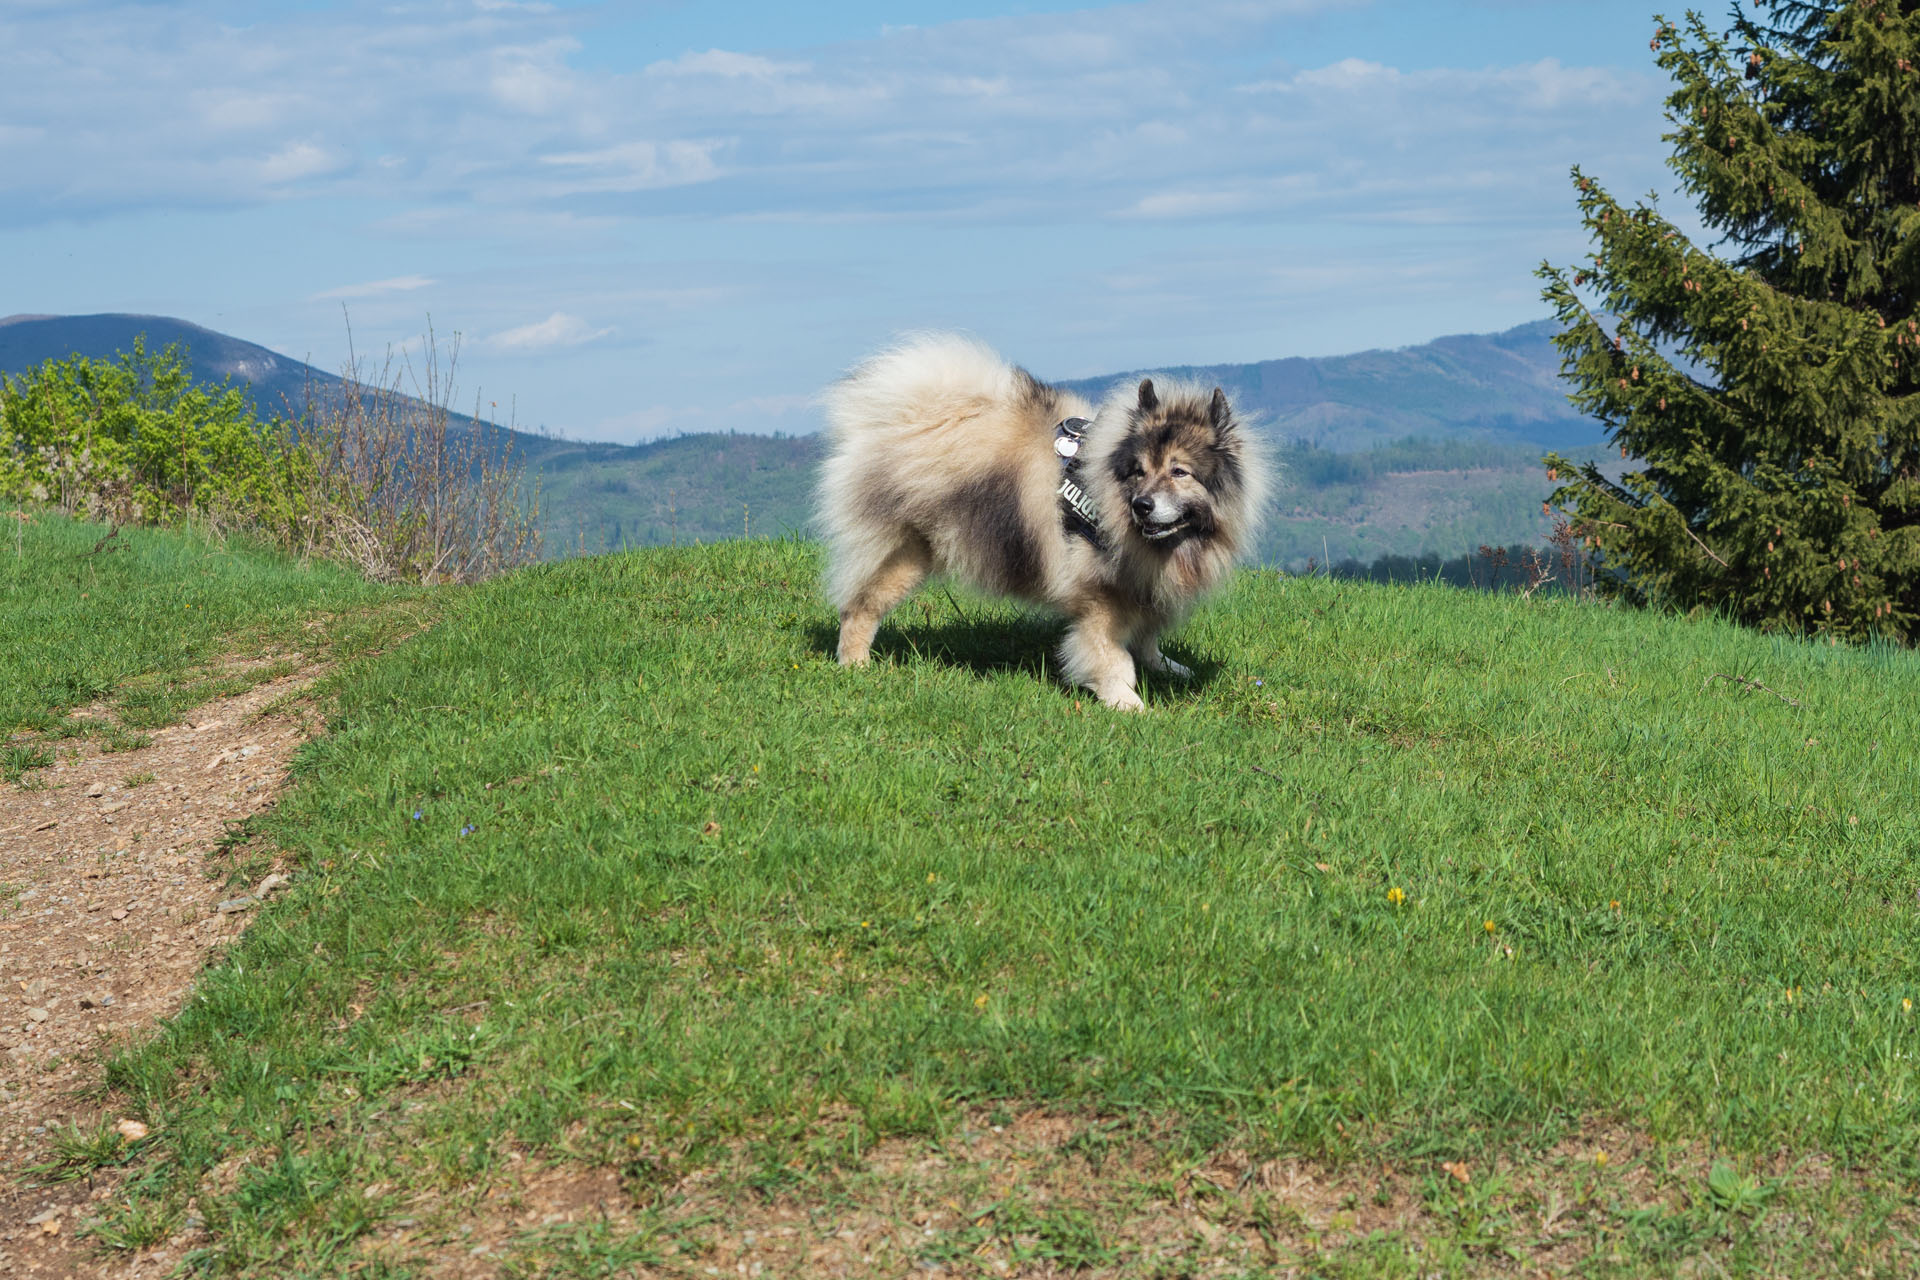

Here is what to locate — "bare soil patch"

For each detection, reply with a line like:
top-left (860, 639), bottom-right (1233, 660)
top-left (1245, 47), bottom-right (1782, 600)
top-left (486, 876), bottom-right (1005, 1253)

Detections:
top-left (0, 663), bottom-right (323, 1277)
top-left (346, 1109), bottom-right (1914, 1279)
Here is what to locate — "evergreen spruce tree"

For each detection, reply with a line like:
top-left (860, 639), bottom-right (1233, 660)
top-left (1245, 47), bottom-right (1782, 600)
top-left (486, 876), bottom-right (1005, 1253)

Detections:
top-left (1540, 0), bottom-right (1920, 640)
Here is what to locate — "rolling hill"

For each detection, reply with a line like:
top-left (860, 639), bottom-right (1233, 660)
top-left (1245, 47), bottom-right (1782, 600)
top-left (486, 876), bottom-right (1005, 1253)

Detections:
top-left (0, 312), bottom-right (350, 426)
top-left (1059, 318), bottom-right (1596, 452)
top-left (0, 313), bottom-right (1607, 566)
top-left (0, 311), bottom-right (558, 463)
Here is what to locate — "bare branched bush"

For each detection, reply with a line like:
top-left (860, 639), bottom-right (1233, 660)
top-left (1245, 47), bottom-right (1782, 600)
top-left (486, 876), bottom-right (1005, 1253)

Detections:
top-left (292, 318), bottom-right (541, 583)
top-left (1546, 513), bottom-right (1599, 601)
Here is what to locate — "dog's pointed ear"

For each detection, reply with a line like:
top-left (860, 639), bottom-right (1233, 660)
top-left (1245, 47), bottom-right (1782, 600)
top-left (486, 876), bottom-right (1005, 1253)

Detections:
top-left (1137, 378), bottom-right (1158, 412)
top-left (1209, 387), bottom-right (1231, 430)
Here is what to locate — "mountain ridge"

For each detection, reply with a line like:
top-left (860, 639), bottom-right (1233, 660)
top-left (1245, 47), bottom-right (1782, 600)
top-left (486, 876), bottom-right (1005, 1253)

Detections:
top-left (0, 312), bottom-right (1603, 566)
top-left (1, 312), bottom-right (332, 419)
top-left (0, 312), bottom-right (1593, 454)
top-left (1057, 319), bottom-right (1592, 452)
top-left (0, 311), bottom-right (572, 472)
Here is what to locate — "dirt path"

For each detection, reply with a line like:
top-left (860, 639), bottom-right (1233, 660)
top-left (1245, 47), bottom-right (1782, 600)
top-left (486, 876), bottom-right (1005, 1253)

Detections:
top-left (0, 665), bottom-right (324, 1278)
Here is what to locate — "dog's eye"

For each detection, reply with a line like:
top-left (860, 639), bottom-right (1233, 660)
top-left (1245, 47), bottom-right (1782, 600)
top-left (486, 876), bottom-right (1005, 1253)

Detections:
top-left (1170, 466), bottom-right (1190, 479)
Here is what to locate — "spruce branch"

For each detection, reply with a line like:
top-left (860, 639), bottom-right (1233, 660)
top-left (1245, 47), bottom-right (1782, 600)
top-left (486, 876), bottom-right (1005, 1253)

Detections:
top-left (1656, 495), bottom-right (1732, 568)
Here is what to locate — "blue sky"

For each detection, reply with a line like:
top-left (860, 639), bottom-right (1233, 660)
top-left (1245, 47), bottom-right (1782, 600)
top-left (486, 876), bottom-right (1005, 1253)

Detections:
top-left (0, 0), bottom-right (1683, 442)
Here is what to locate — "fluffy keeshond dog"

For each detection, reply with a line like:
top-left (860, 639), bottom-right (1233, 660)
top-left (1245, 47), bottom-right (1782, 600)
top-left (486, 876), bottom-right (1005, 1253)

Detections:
top-left (817, 334), bottom-right (1267, 710)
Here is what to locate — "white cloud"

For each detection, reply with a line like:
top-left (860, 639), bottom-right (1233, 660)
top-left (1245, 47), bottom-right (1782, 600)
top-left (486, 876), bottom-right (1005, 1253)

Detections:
top-left (190, 89), bottom-right (299, 133)
top-left (1502, 58), bottom-right (1642, 110)
top-left (1289, 56), bottom-right (1397, 90)
top-left (311, 275), bottom-right (435, 301)
top-left (488, 312), bottom-right (612, 351)
top-left (259, 141), bottom-right (347, 185)
top-left (0, 0), bottom-right (1658, 232)
top-left (1240, 55), bottom-right (1639, 110)
top-left (1132, 120), bottom-right (1188, 147)
top-left (645, 49), bottom-right (810, 79)
top-left (487, 37), bottom-right (583, 114)
top-left (1122, 190), bottom-right (1252, 219)
top-left (537, 140), bottom-right (725, 193)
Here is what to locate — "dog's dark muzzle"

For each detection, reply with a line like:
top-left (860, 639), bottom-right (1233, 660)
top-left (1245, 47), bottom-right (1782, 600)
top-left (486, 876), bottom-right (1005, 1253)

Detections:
top-left (1130, 496), bottom-right (1190, 541)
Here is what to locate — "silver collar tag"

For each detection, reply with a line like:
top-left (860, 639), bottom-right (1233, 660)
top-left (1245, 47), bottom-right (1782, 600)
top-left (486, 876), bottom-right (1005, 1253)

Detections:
top-left (1053, 417), bottom-right (1092, 460)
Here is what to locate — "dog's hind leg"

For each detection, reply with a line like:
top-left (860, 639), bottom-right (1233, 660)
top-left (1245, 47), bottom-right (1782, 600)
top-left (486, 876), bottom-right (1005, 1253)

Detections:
top-left (834, 532), bottom-right (933, 665)
top-left (1059, 597), bottom-right (1144, 711)
top-left (1131, 633), bottom-right (1193, 681)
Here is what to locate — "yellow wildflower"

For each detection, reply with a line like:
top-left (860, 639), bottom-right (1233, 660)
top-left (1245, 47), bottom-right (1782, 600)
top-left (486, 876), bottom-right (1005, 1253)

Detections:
top-left (1483, 920), bottom-right (1495, 934)
top-left (974, 993), bottom-right (989, 1009)
top-left (1387, 887), bottom-right (1406, 906)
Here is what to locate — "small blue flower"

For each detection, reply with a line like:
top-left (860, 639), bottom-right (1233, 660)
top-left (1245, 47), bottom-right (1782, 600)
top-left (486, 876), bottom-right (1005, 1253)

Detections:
top-left (460, 824), bottom-right (476, 837)
top-left (412, 810), bottom-right (423, 821)
top-left (1253, 679), bottom-right (1265, 687)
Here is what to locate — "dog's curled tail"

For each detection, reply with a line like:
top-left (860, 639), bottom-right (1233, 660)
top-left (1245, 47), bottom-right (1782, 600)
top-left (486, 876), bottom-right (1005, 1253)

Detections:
top-left (819, 332), bottom-right (1018, 443)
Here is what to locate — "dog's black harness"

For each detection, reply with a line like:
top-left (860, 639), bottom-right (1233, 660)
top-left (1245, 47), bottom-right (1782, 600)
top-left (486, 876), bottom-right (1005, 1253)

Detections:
top-left (1053, 417), bottom-right (1106, 550)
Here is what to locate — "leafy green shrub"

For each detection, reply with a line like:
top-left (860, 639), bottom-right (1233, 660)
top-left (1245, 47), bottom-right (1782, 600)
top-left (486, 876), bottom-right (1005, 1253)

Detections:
top-left (0, 331), bottom-right (539, 582)
top-left (0, 338), bottom-right (319, 540)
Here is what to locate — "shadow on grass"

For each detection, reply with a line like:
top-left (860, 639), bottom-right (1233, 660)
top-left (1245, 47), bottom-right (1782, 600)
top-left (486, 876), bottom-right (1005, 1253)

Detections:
top-left (804, 612), bottom-right (1222, 702)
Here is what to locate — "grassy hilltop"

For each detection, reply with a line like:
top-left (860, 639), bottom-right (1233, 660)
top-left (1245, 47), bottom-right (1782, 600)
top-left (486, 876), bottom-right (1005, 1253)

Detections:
top-left (8, 516), bottom-right (1920, 1276)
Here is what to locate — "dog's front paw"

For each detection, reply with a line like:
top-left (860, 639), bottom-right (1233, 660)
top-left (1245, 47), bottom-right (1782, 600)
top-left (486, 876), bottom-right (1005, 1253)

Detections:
top-left (1161, 657), bottom-right (1194, 681)
top-left (1099, 685), bottom-right (1146, 712)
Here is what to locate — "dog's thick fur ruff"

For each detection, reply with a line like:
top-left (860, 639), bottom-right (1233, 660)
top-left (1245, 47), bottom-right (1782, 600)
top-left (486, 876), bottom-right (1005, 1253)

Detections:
top-left (818, 333), bottom-right (1267, 710)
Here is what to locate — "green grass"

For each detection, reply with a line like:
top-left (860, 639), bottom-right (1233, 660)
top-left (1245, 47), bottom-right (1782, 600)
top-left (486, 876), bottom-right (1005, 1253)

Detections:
top-left (11, 526), bottom-right (1920, 1274)
top-left (0, 512), bottom-right (408, 738)
top-left (27, 1120), bottom-right (143, 1184)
